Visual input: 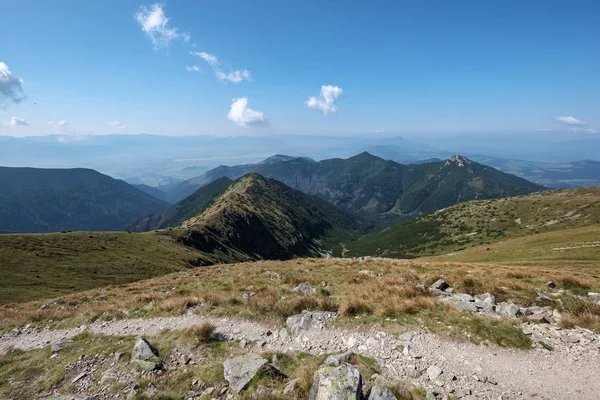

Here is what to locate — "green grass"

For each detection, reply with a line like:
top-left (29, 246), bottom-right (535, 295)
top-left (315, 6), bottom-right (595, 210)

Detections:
top-left (0, 231), bottom-right (212, 304)
top-left (346, 187), bottom-right (600, 258)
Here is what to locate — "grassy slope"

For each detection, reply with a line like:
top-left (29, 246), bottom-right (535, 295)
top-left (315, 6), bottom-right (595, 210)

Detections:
top-left (0, 231), bottom-right (214, 304)
top-left (427, 225), bottom-right (600, 268)
top-left (346, 187), bottom-right (600, 258)
top-left (129, 177), bottom-right (234, 231)
top-left (180, 174), bottom-right (363, 259)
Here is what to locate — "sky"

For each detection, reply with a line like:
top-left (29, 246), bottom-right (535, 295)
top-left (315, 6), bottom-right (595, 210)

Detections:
top-left (0, 0), bottom-right (599, 138)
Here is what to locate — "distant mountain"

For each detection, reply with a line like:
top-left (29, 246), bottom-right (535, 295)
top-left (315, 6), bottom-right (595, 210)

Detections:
top-left (170, 174), bottom-right (364, 260)
top-left (469, 156), bottom-right (600, 189)
top-left (171, 153), bottom-right (545, 224)
top-left (132, 183), bottom-right (169, 203)
top-left (167, 155), bottom-right (315, 203)
top-left (345, 187), bottom-right (600, 258)
top-left (0, 167), bottom-right (168, 233)
top-left (130, 177), bottom-right (234, 232)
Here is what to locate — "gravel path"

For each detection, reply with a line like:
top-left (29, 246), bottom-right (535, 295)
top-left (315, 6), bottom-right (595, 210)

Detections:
top-left (1, 314), bottom-right (599, 400)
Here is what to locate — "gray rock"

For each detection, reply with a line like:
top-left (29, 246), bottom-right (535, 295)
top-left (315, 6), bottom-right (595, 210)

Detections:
top-left (309, 363), bottom-right (363, 400)
top-left (536, 292), bottom-right (553, 302)
top-left (454, 293), bottom-right (475, 302)
top-left (131, 337), bottom-right (161, 371)
top-left (51, 339), bottom-right (74, 353)
top-left (398, 331), bottom-right (414, 342)
top-left (324, 351), bottom-right (354, 366)
top-left (286, 311), bottom-right (337, 336)
top-left (427, 365), bottom-right (443, 381)
top-left (132, 337), bottom-right (159, 361)
top-left (454, 300), bottom-right (478, 312)
top-left (367, 385), bottom-right (398, 400)
top-left (38, 396), bottom-right (92, 400)
top-left (223, 353), bottom-right (283, 394)
top-left (475, 292), bottom-right (495, 304)
top-left (546, 281), bottom-right (556, 288)
top-left (430, 279), bottom-right (449, 291)
top-left (293, 283), bottom-right (317, 293)
top-left (425, 392), bottom-right (437, 400)
top-left (528, 313), bottom-right (550, 323)
top-left (495, 301), bottom-right (520, 318)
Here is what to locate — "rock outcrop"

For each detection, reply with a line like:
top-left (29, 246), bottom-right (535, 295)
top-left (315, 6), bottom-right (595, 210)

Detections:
top-left (310, 363), bottom-right (363, 400)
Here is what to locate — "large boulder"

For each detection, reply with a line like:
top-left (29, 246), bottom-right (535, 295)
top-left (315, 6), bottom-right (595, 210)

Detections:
top-left (224, 353), bottom-right (284, 394)
top-left (310, 363), bottom-right (363, 400)
top-left (495, 301), bottom-right (520, 318)
top-left (131, 337), bottom-right (161, 371)
top-left (367, 385), bottom-right (397, 400)
top-left (286, 311), bottom-right (337, 336)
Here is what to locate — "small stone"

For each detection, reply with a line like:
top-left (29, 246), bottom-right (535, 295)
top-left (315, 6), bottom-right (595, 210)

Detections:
top-left (292, 283), bottom-right (317, 293)
top-left (427, 365), bottom-right (443, 381)
top-left (239, 339), bottom-right (247, 349)
top-left (113, 352), bottom-right (124, 361)
top-left (430, 279), bottom-right (449, 291)
top-left (71, 372), bottom-right (88, 383)
top-left (545, 281), bottom-right (556, 288)
top-left (528, 313), bottom-right (549, 323)
top-left (323, 351), bottom-right (354, 366)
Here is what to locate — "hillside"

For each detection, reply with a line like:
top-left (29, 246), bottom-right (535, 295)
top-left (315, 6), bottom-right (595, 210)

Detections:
top-left (129, 177), bottom-right (234, 231)
top-left (0, 167), bottom-right (168, 233)
top-left (171, 153), bottom-right (544, 224)
top-left (0, 231), bottom-right (217, 304)
top-left (132, 183), bottom-right (170, 203)
top-left (346, 187), bottom-right (600, 258)
top-left (177, 174), bottom-right (363, 260)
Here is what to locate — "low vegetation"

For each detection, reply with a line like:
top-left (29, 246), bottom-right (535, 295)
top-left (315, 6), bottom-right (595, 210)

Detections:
top-left (346, 187), bottom-right (600, 257)
top-left (0, 330), bottom-right (425, 400)
top-left (3, 257), bottom-right (598, 346)
top-left (0, 231), bottom-right (216, 304)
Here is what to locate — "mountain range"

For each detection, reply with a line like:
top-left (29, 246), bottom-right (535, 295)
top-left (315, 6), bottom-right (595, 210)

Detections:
top-left (169, 153), bottom-right (545, 224)
top-left (0, 167), bottom-right (168, 233)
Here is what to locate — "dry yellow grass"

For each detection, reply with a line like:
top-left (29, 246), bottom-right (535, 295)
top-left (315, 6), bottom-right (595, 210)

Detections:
top-left (1, 258), bottom-right (598, 346)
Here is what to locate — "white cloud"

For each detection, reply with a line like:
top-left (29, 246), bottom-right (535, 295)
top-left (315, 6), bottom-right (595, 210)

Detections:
top-left (215, 69), bottom-right (251, 84)
top-left (9, 116), bottom-right (28, 127)
top-left (371, 129), bottom-right (385, 134)
top-left (185, 65), bottom-right (202, 72)
top-left (135, 3), bottom-right (189, 49)
top-left (227, 97), bottom-right (267, 127)
top-left (109, 121), bottom-right (126, 129)
top-left (556, 116), bottom-right (586, 126)
top-left (0, 62), bottom-right (25, 108)
top-left (192, 52), bottom-right (219, 66)
top-left (306, 85), bottom-right (343, 115)
top-left (49, 120), bottom-right (69, 127)
top-left (191, 51), bottom-right (251, 83)
top-left (585, 128), bottom-right (598, 134)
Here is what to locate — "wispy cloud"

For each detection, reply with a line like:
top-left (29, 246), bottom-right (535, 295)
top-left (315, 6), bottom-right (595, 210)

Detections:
top-left (49, 120), bottom-right (69, 127)
top-left (227, 97), bottom-right (267, 127)
top-left (109, 121), bottom-right (126, 129)
top-left (306, 85), bottom-right (343, 115)
top-left (556, 116), bottom-right (586, 126)
top-left (191, 51), bottom-right (251, 84)
top-left (194, 52), bottom-right (218, 66)
top-left (9, 116), bottom-right (28, 127)
top-left (135, 3), bottom-right (189, 49)
top-left (0, 62), bottom-right (25, 108)
top-left (585, 128), bottom-right (598, 134)
top-left (185, 65), bottom-right (202, 72)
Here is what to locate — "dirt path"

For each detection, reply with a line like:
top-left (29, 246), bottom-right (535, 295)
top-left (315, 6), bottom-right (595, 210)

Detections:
top-left (1, 314), bottom-right (599, 400)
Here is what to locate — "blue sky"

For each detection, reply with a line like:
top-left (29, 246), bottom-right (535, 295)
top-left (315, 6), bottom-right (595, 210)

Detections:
top-left (0, 0), bottom-right (599, 138)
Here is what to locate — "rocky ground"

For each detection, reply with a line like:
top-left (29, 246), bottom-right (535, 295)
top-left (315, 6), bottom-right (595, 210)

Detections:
top-left (2, 303), bottom-right (600, 400)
